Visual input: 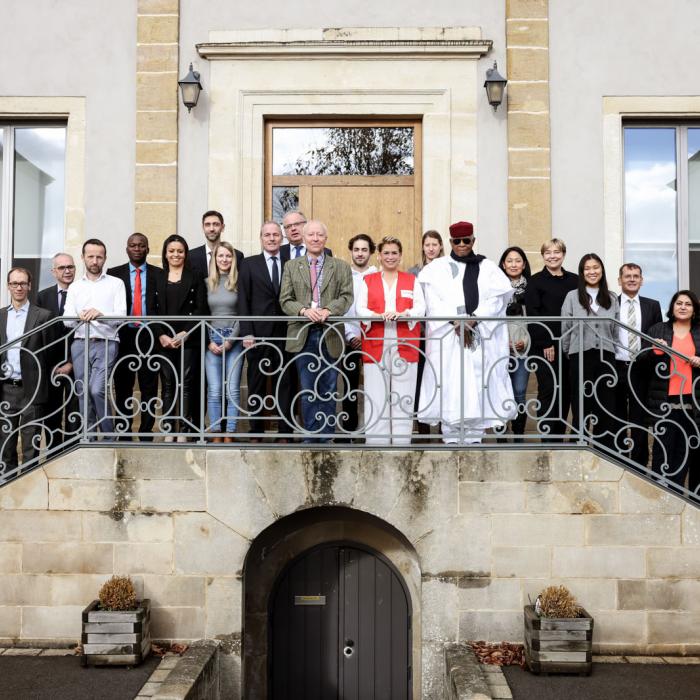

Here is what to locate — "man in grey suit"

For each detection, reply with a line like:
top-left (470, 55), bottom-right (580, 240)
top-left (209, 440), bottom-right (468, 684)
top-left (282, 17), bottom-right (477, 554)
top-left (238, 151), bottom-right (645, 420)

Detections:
top-left (0, 267), bottom-right (52, 470)
top-left (280, 220), bottom-right (353, 442)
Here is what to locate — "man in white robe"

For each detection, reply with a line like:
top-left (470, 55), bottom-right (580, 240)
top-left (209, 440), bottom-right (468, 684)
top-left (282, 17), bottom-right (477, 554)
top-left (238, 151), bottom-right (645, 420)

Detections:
top-left (418, 221), bottom-right (515, 443)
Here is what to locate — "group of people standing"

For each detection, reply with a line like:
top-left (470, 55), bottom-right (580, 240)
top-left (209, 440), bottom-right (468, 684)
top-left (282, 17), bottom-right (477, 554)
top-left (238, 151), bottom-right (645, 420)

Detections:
top-left (0, 209), bottom-right (697, 493)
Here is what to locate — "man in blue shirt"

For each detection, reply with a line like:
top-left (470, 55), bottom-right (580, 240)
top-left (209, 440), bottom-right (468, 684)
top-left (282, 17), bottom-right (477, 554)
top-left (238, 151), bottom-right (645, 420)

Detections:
top-left (108, 233), bottom-right (166, 440)
top-left (0, 267), bottom-right (52, 470)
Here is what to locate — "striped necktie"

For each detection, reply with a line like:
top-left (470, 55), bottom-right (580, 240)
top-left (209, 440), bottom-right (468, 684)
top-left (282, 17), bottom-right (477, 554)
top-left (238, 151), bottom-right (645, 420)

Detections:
top-left (628, 299), bottom-right (639, 353)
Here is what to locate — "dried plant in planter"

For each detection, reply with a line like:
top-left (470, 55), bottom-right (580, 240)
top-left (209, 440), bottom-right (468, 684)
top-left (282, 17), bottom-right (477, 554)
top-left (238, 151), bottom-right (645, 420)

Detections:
top-left (98, 575), bottom-right (137, 611)
top-left (537, 585), bottom-right (581, 618)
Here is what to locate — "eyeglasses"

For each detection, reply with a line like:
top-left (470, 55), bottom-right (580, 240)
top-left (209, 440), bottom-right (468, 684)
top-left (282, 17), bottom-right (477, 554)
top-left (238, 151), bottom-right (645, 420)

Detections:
top-left (8, 282), bottom-right (29, 288)
top-left (450, 237), bottom-right (474, 245)
top-left (54, 265), bottom-right (76, 272)
top-left (286, 220), bottom-right (307, 227)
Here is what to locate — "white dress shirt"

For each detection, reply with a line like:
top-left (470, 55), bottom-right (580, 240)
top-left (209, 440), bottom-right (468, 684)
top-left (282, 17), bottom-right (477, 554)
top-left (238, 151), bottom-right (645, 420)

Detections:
top-left (263, 250), bottom-right (282, 284)
top-left (5, 301), bottom-right (30, 379)
top-left (615, 293), bottom-right (642, 361)
top-left (344, 265), bottom-right (377, 341)
top-left (63, 271), bottom-right (127, 340)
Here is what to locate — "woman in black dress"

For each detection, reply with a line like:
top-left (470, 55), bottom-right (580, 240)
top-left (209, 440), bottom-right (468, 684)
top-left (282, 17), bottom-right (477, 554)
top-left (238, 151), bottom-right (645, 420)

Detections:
top-left (157, 234), bottom-right (209, 440)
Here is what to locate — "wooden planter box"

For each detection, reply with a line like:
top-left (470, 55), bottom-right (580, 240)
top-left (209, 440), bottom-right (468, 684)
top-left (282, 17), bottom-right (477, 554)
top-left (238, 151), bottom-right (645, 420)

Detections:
top-left (524, 604), bottom-right (593, 675)
top-left (81, 599), bottom-right (151, 666)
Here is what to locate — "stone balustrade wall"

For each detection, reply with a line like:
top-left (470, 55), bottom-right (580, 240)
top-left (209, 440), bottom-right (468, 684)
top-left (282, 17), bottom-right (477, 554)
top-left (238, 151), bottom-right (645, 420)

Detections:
top-left (0, 447), bottom-right (698, 698)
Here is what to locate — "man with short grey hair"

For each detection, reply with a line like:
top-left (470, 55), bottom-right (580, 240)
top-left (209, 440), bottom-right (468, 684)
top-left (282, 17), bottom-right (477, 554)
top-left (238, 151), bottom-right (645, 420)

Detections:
top-left (280, 219), bottom-right (352, 442)
top-left (37, 253), bottom-right (80, 448)
top-left (281, 210), bottom-right (333, 260)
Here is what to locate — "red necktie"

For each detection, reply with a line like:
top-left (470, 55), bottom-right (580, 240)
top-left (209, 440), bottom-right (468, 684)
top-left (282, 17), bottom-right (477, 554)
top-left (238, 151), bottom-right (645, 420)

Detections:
top-left (133, 268), bottom-right (143, 317)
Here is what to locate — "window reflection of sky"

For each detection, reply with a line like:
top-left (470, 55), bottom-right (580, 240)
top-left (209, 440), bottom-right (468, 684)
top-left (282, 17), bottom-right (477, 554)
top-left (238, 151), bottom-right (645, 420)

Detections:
top-left (624, 127), bottom-right (677, 311)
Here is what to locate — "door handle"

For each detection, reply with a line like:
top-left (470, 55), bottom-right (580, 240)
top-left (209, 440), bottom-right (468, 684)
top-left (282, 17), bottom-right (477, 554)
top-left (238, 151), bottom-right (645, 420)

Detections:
top-left (343, 638), bottom-right (355, 658)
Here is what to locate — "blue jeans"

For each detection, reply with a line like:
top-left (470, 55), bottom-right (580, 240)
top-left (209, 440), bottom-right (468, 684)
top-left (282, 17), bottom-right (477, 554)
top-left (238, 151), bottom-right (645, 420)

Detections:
top-left (205, 338), bottom-right (243, 433)
top-left (509, 355), bottom-right (530, 405)
top-left (295, 327), bottom-right (338, 443)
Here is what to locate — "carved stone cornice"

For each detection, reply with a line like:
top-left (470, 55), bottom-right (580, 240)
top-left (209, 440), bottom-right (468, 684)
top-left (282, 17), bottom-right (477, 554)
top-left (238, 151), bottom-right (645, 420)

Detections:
top-left (197, 39), bottom-right (492, 61)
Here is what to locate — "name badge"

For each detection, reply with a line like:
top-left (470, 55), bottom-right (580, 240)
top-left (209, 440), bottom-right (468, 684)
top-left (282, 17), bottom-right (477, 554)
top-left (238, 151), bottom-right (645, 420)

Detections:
top-left (400, 289), bottom-right (414, 299)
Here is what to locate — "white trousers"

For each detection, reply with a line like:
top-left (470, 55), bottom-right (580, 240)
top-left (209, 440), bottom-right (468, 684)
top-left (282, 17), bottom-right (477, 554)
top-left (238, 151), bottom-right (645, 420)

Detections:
top-left (363, 345), bottom-right (418, 446)
top-left (441, 422), bottom-right (483, 445)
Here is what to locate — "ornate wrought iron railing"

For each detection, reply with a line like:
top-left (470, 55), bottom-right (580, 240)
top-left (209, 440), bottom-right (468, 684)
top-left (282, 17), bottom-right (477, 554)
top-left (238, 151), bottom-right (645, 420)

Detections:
top-left (0, 315), bottom-right (697, 505)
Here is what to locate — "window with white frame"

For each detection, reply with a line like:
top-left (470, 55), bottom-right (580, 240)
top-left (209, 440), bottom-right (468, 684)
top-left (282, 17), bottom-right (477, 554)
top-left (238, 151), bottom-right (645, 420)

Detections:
top-left (623, 123), bottom-right (700, 312)
top-left (0, 123), bottom-right (67, 295)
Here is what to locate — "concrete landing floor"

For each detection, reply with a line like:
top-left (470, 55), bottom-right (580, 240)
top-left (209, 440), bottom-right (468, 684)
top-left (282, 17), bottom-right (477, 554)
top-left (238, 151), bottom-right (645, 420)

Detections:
top-left (0, 649), bottom-right (159, 699)
top-left (502, 660), bottom-right (700, 700)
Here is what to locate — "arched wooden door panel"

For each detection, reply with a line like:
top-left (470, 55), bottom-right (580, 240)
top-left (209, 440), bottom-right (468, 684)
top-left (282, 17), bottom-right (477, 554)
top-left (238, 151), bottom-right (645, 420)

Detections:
top-left (269, 544), bottom-right (411, 700)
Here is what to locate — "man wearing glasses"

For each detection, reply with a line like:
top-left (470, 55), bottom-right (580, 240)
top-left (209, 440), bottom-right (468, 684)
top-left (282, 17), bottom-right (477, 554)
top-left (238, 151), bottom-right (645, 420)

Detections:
top-left (281, 210), bottom-right (333, 260)
top-left (37, 253), bottom-right (80, 449)
top-left (417, 221), bottom-right (515, 444)
top-left (0, 267), bottom-right (53, 470)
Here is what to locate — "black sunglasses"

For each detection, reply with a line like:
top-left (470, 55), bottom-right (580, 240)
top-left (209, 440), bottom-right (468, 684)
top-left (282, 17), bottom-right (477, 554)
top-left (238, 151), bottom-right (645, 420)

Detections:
top-left (450, 236), bottom-right (474, 245)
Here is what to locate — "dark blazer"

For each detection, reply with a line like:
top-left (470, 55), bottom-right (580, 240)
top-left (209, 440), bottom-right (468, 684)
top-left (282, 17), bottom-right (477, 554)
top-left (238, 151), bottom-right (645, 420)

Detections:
top-left (618, 294), bottom-right (663, 336)
top-left (280, 244), bottom-right (333, 261)
top-left (37, 284), bottom-right (63, 317)
top-left (156, 268), bottom-right (209, 345)
top-left (238, 253), bottom-right (287, 339)
top-left (36, 285), bottom-right (73, 368)
top-left (0, 303), bottom-right (53, 403)
top-left (645, 321), bottom-right (700, 427)
top-left (189, 244), bottom-right (244, 280)
top-left (107, 263), bottom-right (167, 316)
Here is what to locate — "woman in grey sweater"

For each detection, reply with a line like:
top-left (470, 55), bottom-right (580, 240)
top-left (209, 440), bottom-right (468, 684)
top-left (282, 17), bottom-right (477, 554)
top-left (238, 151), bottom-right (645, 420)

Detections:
top-left (205, 242), bottom-right (242, 442)
top-left (561, 253), bottom-right (619, 449)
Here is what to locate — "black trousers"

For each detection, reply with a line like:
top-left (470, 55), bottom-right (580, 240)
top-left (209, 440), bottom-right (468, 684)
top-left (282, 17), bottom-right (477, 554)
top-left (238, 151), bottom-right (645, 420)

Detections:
top-left (615, 359), bottom-right (652, 468)
top-left (569, 349), bottom-right (617, 451)
top-left (114, 327), bottom-right (160, 439)
top-left (652, 405), bottom-right (700, 492)
top-left (534, 345), bottom-right (572, 441)
top-left (245, 342), bottom-right (293, 434)
top-left (0, 383), bottom-right (41, 469)
top-left (159, 346), bottom-right (196, 433)
top-left (43, 373), bottom-right (80, 449)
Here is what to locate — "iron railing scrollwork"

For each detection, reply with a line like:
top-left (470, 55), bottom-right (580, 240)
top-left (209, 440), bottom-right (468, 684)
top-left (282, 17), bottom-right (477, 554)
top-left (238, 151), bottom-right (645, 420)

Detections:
top-left (0, 315), bottom-right (697, 506)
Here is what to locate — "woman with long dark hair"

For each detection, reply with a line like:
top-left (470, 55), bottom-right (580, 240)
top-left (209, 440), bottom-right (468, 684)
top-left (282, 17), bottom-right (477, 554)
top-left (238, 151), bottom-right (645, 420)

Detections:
top-left (647, 290), bottom-right (700, 491)
top-left (157, 234), bottom-right (209, 441)
top-left (498, 246), bottom-right (532, 439)
top-left (561, 253), bottom-right (619, 449)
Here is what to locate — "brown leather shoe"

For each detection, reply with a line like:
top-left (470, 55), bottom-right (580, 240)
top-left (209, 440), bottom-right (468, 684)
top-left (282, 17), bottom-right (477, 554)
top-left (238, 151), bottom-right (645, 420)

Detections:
top-left (249, 437), bottom-right (261, 444)
top-left (211, 437), bottom-right (223, 444)
top-left (224, 436), bottom-right (234, 443)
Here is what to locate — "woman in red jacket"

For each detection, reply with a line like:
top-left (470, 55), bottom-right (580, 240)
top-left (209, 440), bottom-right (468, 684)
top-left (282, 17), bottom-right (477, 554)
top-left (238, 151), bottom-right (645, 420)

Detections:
top-left (356, 236), bottom-right (426, 445)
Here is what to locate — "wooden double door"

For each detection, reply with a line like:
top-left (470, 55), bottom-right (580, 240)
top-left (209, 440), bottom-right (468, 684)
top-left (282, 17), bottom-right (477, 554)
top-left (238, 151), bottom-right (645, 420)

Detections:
top-left (265, 120), bottom-right (422, 268)
top-left (269, 543), bottom-right (412, 700)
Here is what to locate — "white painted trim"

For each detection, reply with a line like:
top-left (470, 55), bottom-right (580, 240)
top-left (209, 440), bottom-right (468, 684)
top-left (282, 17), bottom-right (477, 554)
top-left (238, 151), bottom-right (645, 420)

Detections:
top-left (0, 96), bottom-right (86, 300)
top-left (602, 96), bottom-right (700, 292)
top-left (206, 53), bottom-right (484, 257)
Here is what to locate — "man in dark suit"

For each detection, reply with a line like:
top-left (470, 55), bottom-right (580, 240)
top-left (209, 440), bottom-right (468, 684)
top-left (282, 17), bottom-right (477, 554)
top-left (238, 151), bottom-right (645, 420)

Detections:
top-left (0, 267), bottom-right (52, 470)
top-left (280, 210), bottom-right (333, 260)
top-left (189, 210), bottom-right (244, 279)
top-left (36, 253), bottom-right (79, 449)
top-left (615, 263), bottom-right (663, 467)
top-left (107, 232), bottom-right (166, 440)
top-left (239, 221), bottom-right (293, 442)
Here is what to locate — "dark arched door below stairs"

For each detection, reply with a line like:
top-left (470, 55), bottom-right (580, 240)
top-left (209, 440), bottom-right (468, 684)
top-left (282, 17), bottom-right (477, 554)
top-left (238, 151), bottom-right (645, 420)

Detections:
top-left (269, 543), bottom-right (412, 700)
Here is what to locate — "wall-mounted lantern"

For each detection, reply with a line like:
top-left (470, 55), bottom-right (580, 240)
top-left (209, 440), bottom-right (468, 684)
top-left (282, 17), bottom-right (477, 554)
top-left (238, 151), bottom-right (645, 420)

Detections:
top-left (178, 63), bottom-right (203, 113)
top-left (484, 61), bottom-right (507, 112)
